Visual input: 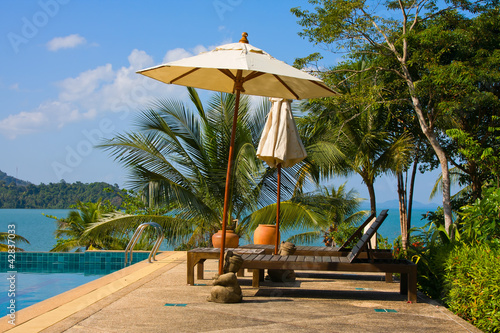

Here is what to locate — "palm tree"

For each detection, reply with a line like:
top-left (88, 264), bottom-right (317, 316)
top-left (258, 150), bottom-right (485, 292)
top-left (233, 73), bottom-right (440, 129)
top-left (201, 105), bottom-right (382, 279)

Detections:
top-left (45, 200), bottom-right (138, 251)
top-left (92, 88), bottom-right (335, 248)
top-left (284, 183), bottom-right (368, 246)
top-left (92, 88), bottom-right (275, 247)
top-left (297, 56), bottom-right (414, 217)
top-left (0, 232), bottom-right (30, 251)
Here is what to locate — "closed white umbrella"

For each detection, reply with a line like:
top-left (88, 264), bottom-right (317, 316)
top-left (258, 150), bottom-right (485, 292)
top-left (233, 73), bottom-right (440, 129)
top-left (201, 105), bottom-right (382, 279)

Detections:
top-left (257, 98), bottom-right (307, 254)
top-left (137, 33), bottom-right (335, 274)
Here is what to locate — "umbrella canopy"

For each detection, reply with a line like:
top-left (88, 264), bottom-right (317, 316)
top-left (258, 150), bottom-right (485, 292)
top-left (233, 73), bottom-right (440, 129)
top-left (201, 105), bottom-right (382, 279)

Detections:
top-left (257, 98), bottom-right (307, 254)
top-left (138, 34), bottom-right (334, 99)
top-left (137, 33), bottom-right (335, 274)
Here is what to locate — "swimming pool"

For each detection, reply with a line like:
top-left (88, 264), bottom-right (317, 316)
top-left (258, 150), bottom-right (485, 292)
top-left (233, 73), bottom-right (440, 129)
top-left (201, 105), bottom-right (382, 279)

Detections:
top-left (0, 251), bottom-right (151, 317)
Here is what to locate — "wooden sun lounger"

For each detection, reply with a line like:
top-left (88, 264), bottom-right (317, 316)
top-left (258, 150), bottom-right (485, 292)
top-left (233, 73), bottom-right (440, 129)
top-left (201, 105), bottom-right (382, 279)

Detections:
top-left (187, 212), bottom-right (391, 285)
top-left (240, 211), bottom-right (393, 259)
top-left (239, 210), bottom-right (418, 303)
top-left (186, 247), bottom-right (265, 285)
top-left (240, 212), bottom-right (393, 281)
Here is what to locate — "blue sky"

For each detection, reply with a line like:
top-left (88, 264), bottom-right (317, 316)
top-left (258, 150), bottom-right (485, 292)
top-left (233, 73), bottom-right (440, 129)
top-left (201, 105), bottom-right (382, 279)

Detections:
top-left (0, 0), bottom-right (444, 205)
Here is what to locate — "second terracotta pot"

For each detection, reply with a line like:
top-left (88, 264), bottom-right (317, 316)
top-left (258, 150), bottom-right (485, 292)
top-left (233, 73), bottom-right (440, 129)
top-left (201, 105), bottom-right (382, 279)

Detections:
top-left (253, 224), bottom-right (279, 245)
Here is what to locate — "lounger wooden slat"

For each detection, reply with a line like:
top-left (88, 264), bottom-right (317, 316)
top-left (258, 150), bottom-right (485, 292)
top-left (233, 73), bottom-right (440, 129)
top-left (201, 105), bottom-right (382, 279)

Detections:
top-left (322, 256), bottom-right (332, 263)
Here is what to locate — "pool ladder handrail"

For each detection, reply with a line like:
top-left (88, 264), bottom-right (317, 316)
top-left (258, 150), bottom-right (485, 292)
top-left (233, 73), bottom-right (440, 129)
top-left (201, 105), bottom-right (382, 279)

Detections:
top-left (124, 222), bottom-right (164, 266)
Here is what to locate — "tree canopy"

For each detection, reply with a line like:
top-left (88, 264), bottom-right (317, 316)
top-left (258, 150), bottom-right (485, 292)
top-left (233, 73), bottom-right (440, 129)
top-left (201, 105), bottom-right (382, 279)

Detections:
top-left (0, 172), bottom-right (123, 209)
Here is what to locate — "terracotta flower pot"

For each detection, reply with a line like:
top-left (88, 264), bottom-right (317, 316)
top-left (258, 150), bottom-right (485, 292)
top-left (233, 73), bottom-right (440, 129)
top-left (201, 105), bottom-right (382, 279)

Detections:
top-left (212, 230), bottom-right (239, 248)
top-left (253, 224), bottom-right (279, 245)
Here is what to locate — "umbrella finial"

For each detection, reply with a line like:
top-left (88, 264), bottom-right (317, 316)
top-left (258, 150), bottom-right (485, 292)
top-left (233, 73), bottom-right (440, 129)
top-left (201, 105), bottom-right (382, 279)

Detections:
top-left (239, 32), bottom-right (249, 44)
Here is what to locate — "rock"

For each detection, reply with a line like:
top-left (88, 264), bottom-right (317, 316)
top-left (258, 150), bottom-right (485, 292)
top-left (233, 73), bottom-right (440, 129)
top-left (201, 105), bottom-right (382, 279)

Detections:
top-left (223, 251), bottom-right (243, 273)
top-left (279, 242), bottom-right (296, 255)
top-left (207, 272), bottom-right (243, 303)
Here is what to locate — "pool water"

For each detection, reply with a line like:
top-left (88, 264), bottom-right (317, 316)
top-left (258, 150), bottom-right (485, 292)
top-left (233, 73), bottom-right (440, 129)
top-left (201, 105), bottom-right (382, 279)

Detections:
top-left (0, 251), bottom-right (151, 318)
top-left (0, 272), bottom-right (103, 317)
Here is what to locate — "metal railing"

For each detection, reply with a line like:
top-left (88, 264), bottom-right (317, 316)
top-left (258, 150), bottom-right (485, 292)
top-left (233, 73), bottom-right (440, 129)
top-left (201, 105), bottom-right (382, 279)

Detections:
top-left (124, 222), bottom-right (164, 266)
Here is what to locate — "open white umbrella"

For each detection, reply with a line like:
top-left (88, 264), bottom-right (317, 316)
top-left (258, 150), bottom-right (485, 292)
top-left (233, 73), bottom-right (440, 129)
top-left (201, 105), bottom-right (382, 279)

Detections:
top-left (257, 98), bottom-right (307, 254)
top-left (137, 33), bottom-right (335, 274)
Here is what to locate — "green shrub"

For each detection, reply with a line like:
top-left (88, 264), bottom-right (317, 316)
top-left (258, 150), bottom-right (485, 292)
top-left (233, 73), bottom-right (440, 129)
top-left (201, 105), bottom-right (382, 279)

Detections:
top-left (412, 242), bottom-right (455, 299)
top-left (459, 187), bottom-right (500, 244)
top-left (444, 244), bottom-right (500, 332)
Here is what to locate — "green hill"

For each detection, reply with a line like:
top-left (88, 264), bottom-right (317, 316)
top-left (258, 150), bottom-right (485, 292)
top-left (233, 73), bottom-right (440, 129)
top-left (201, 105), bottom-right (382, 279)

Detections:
top-left (0, 171), bottom-right (123, 209)
top-left (0, 170), bottom-right (30, 187)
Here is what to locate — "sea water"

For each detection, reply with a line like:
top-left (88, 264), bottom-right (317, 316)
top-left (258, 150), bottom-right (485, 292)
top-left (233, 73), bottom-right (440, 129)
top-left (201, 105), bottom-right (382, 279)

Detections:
top-left (0, 207), bottom-right (435, 251)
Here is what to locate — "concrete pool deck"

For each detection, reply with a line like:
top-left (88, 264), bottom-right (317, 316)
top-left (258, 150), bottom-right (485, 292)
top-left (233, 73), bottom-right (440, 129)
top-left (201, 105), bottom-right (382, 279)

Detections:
top-left (1, 251), bottom-right (480, 333)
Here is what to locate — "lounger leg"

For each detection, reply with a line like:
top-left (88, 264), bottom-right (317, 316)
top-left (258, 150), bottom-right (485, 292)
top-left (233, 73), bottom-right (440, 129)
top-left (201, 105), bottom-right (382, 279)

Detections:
top-left (408, 266), bottom-right (417, 303)
top-left (400, 272), bottom-right (408, 295)
top-left (252, 269), bottom-right (261, 288)
top-left (187, 253), bottom-right (195, 285)
top-left (196, 259), bottom-right (205, 280)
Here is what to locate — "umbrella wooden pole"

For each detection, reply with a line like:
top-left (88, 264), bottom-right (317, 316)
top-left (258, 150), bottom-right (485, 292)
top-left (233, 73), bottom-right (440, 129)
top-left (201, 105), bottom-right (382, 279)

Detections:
top-left (219, 79), bottom-right (242, 275)
top-left (275, 163), bottom-right (281, 255)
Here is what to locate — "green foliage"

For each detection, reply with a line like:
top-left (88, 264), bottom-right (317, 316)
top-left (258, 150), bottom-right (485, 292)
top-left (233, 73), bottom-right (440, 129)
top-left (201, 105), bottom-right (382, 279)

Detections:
top-left (283, 183), bottom-right (366, 246)
top-left (104, 187), bottom-right (173, 216)
top-left (97, 88), bottom-right (330, 248)
top-left (0, 232), bottom-right (30, 252)
top-left (459, 186), bottom-right (500, 244)
top-left (447, 121), bottom-right (500, 190)
top-left (0, 174), bottom-right (123, 209)
top-left (412, 241), bottom-right (455, 300)
top-left (45, 200), bottom-right (138, 252)
top-left (444, 244), bottom-right (500, 332)
top-left (396, 210), bottom-right (460, 299)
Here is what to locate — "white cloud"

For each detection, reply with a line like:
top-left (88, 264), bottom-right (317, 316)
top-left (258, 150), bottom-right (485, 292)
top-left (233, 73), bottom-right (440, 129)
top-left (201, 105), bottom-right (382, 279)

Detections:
top-left (161, 45), bottom-right (211, 64)
top-left (58, 64), bottom-right (115, 102)
top-left (0, 101), bottom-right (95, 139)
top-left (0, 47), bottom-right (202, 139)
top-left (9, 83), bottom-right (19, 90)
top-left (47, 34), bottom-right (87, 51)
top-left (162, 48), bottom-right (193, 63)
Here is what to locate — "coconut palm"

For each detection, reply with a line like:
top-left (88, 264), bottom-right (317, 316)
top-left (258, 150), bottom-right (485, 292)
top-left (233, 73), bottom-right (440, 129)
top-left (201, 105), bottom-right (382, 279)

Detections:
top-left (91, 88), bottom-right (338, 248)
top-left (0, 232), bottom-right (30, 252)
top-left (282, 183), bottom-right (368, 246)
top-left (297, 55), bottom-right (414, 217)
top-left (45, 200), bottom-right (147, 251)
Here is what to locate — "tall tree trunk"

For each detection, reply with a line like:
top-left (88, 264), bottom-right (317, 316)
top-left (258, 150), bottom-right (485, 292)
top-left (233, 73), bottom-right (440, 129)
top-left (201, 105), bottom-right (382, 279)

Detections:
top-left (367, 181), bottom-right (377, 216)
top-left (365, 180), bottom-right (377, 249)
top-left (407, 156), bottom-right (419, 232)
top-left (400, 67), bottom-right (453, 234)
top-left (397, 172), bottom-right (408, 250)
top-left (389, 28), bottom-right (453, 234)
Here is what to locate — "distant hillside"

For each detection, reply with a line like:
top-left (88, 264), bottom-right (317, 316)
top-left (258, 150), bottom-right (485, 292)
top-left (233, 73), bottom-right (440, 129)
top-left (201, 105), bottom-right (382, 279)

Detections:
top-left (360, 200), bottom-right (439, 211)
top-left (0, 171), bottom-right (123, 209)
top-left (0, 170), bottom-right (30, 187)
